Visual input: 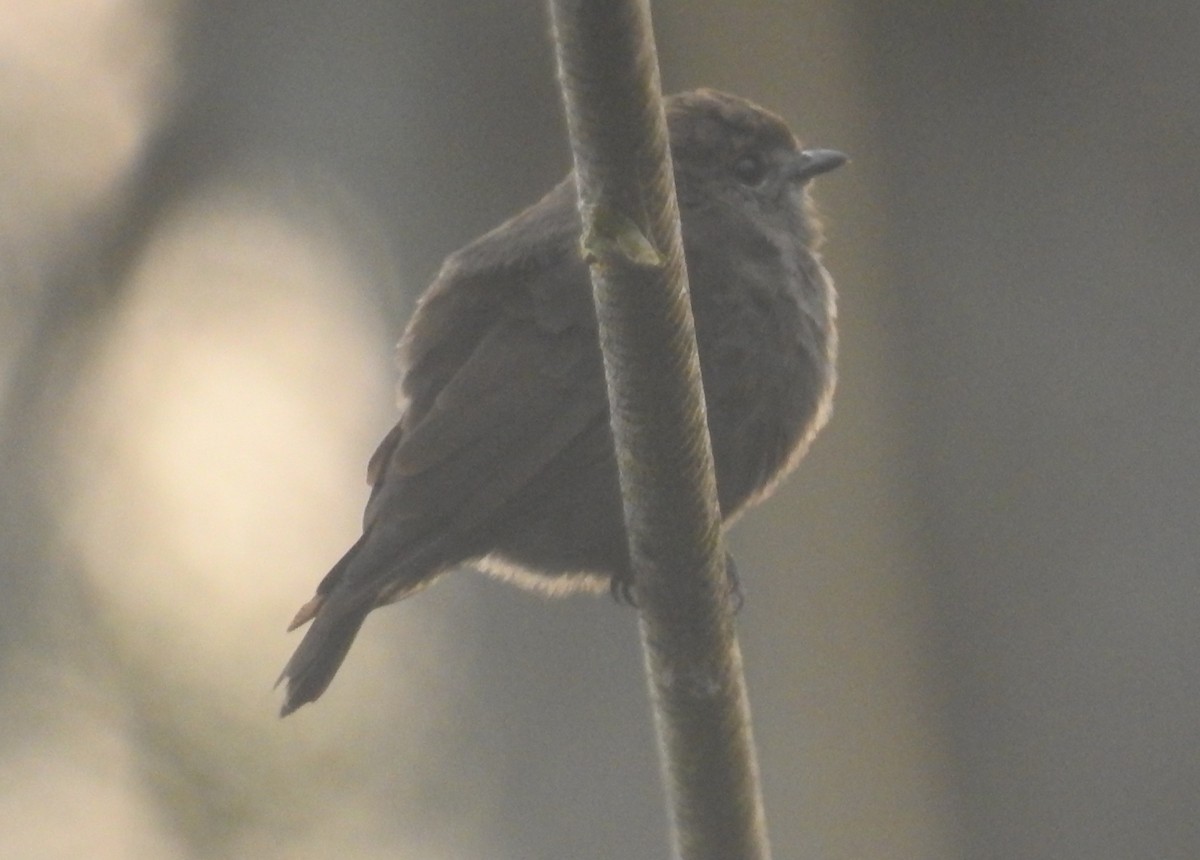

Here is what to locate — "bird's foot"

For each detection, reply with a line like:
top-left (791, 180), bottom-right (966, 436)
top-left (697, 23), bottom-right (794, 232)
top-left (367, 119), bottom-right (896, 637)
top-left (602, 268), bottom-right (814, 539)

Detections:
top-left (724, 552), bottom-right (745, 614)
top-left (608, 554), bottom-right (742, 612)
top-left (610, 573), bottom-right (638, 607)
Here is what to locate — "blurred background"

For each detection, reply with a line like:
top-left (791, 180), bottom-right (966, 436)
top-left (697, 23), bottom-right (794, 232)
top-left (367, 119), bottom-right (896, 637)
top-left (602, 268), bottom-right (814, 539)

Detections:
top-left (2, 2), bottom-right (1198, 858)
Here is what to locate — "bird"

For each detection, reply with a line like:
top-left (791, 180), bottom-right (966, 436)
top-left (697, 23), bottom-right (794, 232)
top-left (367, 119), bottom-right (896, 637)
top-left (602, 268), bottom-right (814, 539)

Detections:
top-left (278, 89), bottom-right (845, 716)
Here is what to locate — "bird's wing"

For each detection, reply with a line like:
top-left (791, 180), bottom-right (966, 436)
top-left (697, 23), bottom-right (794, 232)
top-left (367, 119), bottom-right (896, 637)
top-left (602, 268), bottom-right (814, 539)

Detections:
top-left (361, 206), bottom-right (609, 554)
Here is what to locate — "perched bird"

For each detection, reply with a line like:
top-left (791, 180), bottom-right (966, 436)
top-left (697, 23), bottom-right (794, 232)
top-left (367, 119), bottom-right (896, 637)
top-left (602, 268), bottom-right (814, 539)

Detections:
top-left (279, 89), bottom-right (845, 716)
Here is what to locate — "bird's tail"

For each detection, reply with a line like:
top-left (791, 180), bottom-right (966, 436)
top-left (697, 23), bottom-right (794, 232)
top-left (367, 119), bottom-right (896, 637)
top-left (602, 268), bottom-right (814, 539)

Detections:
top-left (277, 532), bottom-right (438, 716)
top-left (277, 590), bottom-right (371, 717)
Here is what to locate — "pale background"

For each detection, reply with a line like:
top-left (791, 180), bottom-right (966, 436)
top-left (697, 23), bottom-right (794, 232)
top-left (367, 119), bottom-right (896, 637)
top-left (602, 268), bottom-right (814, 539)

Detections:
top-left (2, 3), bottom-right (1198, 858)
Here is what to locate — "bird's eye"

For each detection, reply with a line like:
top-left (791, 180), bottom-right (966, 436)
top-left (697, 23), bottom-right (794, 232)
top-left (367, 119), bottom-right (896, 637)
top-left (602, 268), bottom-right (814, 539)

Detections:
top-left (732, 154), bottom-right (769, 186)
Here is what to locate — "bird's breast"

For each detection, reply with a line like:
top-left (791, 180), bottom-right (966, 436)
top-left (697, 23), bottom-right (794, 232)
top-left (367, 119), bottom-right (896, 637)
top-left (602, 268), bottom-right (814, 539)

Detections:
top-left (691, 246), bottom-right (835, 520)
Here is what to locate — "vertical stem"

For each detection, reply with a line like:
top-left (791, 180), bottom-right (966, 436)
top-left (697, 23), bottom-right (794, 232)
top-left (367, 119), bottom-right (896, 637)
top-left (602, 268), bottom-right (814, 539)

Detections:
top-left (548, 2), bottom-right (772, 857)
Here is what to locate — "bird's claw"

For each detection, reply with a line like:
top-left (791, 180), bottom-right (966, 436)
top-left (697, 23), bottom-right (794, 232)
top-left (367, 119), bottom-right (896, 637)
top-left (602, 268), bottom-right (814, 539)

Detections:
top-left (610, 574), bottom-right (638, 607)
top-left (724, 552), bottom-right (745, 614)
top-left (608, 554), bottom-right (742, 612)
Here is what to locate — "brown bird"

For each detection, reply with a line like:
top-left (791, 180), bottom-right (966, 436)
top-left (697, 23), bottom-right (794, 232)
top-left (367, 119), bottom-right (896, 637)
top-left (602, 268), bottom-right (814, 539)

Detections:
top-left (279, 89), bottom-right (845, 716)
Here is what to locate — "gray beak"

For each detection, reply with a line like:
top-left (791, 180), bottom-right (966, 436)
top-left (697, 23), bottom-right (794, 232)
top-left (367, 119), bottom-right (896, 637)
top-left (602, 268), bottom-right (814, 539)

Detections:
top-left (789, 148), bottom-right (848, 182)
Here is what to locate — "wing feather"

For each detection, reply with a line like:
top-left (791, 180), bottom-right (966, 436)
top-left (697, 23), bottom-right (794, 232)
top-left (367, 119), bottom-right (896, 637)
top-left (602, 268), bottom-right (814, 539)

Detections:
top-left (358, 184), bottom-right (606, 564)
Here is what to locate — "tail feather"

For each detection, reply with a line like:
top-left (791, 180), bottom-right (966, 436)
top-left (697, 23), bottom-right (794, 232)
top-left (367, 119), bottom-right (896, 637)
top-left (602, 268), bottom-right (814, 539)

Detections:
top-left (279, 532), bottom-right (440, 716)
top-left (278, 594), bottom-right (370, 716)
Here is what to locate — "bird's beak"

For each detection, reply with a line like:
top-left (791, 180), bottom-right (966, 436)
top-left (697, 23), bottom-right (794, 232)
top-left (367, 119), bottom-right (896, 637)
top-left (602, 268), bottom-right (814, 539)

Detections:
top-left (789, 148), bottom-right (848, 182)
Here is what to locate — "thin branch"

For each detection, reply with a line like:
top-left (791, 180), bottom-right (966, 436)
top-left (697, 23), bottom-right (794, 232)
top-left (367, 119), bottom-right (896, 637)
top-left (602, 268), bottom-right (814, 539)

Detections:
top-left (548, 2), bottom-right (771, 858)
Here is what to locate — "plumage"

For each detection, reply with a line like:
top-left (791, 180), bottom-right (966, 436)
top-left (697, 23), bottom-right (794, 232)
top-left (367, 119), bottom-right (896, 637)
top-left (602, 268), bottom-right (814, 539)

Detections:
top-left (278, 89), bottom-right (844, 715)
